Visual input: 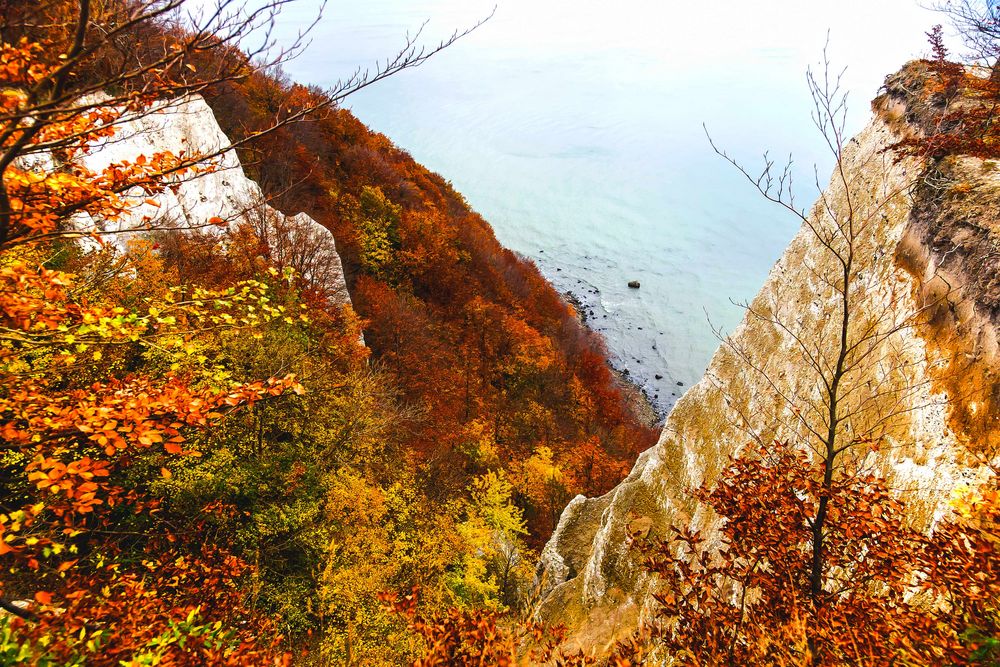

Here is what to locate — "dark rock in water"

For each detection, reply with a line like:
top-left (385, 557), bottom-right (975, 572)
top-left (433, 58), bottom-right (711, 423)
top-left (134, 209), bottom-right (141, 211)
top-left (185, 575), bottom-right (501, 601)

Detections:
top-left (637, 326), bottom-right (643, 330)
top-left (628, 280), bottom-right (640, 289)
top-left (556, 268), bottom-right (562, 271)
top-left (655, 374), bottom-right (663, 380)
top-left (622, 369), bottom-right (630, 375)
top-left (676, 381), bottom-right (684, 386)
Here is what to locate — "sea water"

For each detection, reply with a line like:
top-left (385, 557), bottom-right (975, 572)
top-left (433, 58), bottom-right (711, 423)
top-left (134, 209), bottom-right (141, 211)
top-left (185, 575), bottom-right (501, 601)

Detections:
top-left (268, 0), bottom-right (936, 414)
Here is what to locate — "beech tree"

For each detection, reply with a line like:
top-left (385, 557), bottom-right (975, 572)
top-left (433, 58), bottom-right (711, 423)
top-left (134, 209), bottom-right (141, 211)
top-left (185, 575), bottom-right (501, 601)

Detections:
top-left (704, 49), bottom-right (934, 600)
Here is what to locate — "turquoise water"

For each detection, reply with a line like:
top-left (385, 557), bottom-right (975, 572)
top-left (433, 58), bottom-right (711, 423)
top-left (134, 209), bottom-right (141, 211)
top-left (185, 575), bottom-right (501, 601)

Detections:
top-left (269, 0), bottom-right (936, 413)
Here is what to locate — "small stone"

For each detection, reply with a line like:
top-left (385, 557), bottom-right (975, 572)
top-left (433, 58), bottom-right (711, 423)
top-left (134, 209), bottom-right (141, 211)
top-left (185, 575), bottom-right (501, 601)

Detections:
top-left (628, 280), bottom-right (640, 289)
top-left (676, 381), bottom-right (684, 386)
top-left (655, 374), bottom-right (663, 380)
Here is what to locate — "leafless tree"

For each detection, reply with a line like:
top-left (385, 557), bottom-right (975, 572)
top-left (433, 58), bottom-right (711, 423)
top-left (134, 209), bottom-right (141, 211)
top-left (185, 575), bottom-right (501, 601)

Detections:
top-left (933, 0), bottom-right (1000, 66)
top-left (706, 48), bottom-right (958, 602)
top-left (240, 190), bottom-right (349, 302)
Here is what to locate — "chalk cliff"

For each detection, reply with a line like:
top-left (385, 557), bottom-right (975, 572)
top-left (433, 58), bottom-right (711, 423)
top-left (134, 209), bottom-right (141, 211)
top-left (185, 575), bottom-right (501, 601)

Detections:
top-left (76, 95), bottom-right (351, 305)
top-left (535, 62), bottom-right (1000, 650)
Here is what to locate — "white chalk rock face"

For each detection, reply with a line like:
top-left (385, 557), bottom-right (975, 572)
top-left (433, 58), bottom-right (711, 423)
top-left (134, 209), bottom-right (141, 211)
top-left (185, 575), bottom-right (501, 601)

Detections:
top-left (534, 99), bottom-right (1000, 649)
top-left (76, 95), bottom-right (350, 305)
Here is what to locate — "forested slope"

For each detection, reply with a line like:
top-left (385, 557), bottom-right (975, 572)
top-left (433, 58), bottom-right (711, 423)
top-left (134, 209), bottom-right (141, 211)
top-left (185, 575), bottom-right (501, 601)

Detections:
top-left (0, 1), bottom-right (656, 664)
top-left (200, 70), bottom-right (659, 537)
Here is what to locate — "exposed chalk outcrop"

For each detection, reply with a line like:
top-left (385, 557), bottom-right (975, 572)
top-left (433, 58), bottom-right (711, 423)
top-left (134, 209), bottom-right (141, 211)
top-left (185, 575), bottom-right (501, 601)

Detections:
top-left (535, 64), bottom-right (1000, 651)
top-left (75, 95), bottom-right (351, 305)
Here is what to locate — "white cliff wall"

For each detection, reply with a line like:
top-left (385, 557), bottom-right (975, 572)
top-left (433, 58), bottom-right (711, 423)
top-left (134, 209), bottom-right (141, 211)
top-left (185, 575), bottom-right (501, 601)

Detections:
top-left (535, 102), bottom-right (999, 650)
top-left (76, 95), bottom-right (350, 305)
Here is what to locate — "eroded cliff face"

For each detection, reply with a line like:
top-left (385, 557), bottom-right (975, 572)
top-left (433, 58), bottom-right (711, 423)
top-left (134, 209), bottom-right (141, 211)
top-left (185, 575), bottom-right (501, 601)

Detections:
top-left (535, 64), bottom-right (1000, 651)
top-left (76, 95), bottom-right (351, 304)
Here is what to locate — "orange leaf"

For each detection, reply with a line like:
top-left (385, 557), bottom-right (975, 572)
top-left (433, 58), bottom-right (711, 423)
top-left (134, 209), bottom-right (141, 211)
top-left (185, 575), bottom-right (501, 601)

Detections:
top-left (160, 467), bottom-right (172, 479)
top-left (57, 559), bottom-right (78, 573)
top-left (34, 590), bottom-right (52, 605)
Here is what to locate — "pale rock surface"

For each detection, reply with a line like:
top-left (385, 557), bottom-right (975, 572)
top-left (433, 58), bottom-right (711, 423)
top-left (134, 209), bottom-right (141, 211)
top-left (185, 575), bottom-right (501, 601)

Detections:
top-left (535, 88), bottom-right (999, 651)
top-left (74, 95), bottom-right (350, 305)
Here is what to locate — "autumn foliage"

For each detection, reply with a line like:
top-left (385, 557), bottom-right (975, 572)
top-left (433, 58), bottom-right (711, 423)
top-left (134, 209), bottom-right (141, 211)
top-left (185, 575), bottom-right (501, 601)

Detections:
top-left (0, 3), bottom-right (319, 663)
top-left (197, 22), bottom-right (659, 546)
top-left (376, 12), bottom-right (1000, 667)
top-left (9, 0), bottom-right (996, 665)
top-left (639, 441), bottom-right (999, 665)
top-left (889, 22), bottom-right (1000, 161)
top-left (0, 0), bottom-right (657, 663)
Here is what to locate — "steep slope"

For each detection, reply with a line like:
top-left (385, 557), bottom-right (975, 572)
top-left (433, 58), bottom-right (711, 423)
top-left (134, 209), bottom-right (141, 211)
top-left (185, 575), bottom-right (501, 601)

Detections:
top-left (535, 62), bottom-right (1000, 649)
top-left (199, 71), bottom-right (661, 541)
top-left (0, 3), bottom-right (658, 661)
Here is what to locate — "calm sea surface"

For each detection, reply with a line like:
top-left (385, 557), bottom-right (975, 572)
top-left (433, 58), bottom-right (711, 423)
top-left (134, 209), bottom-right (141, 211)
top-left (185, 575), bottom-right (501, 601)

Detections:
top-left (267, 0), bottom-right (936, 414)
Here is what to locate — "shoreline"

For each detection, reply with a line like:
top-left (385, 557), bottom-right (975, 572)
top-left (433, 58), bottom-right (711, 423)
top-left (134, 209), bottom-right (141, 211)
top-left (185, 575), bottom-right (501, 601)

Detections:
top-left (564, 291), bottom-right (664, 428)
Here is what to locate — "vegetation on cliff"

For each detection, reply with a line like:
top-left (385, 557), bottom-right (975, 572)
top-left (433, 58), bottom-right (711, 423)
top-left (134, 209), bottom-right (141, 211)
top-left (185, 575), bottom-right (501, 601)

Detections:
top-left (0, 0), bottom-right (656, 664)
top-left (549, 13), bottom-right (1000, 667)
top-left (0, 0), bottom-right (997, 665)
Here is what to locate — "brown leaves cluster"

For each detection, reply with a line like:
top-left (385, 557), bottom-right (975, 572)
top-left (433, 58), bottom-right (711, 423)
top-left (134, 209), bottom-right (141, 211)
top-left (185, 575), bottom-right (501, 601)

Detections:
top-left (0, 5), bottom-right (306, 662)
top-left (8, 537), bottom-right (292, 666)
top-left (642, 441), bottom-right (999, 666)
top-left (382, 588), bottom-right (654, 667)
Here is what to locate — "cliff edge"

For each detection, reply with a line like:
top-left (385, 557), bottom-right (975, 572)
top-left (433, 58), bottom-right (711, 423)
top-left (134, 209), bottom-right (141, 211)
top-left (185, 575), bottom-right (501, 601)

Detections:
top-left (534, 61), bottom-right (1000, 651)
